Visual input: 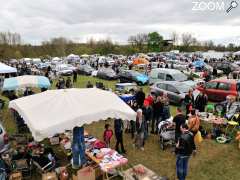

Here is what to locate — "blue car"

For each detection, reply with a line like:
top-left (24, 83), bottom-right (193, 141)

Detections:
top-left (118, 70), bottom-right (149, 85)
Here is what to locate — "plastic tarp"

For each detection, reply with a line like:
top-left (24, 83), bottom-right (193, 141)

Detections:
top-left (3, 75), bottom-right (50, 91)
top-left (9, 88), bottom-right (136, 141)
top-left (192, 60), bottom-right (205, 68)
top-left (0, 62), bottom-right (17, 74)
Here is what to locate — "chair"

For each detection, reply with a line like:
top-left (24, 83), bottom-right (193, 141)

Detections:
top-left (32, 155), bottom-right (54, 175)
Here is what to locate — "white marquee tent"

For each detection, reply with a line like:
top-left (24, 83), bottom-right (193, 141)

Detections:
top-left (0, 62), bottom-right (17, 74)
top-left (9, 88), bottom-right (136, 141)
top-left (233, 51), bottom-right (240, 56)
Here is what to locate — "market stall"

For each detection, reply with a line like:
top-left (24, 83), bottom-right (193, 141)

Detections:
top-left (2, 75), bottom-right (51, 91)
top-left (0, 62), bottom-right (17, 74)
top-left (8, 88), bottom-right (136, 179)
top-left (9, 88), bottom-right (136, 141)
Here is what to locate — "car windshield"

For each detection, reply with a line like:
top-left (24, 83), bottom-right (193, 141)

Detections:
top-left (130, 71), bottom-right (142, 76)
top-left (171, 73), bottom-right (187, 81)
top-left (84, 65), bottom-right (92, 70)
top-left (175, 84), bottom-right (191, 93)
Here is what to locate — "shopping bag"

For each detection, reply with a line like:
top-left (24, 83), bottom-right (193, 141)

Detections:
top-left (194, 131), bottom-right (203, 144)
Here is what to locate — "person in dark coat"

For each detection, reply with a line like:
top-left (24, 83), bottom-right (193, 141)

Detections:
top-left (114, 118), bottom-right (126, 154)
top-left (143, 100), bottom-right (153, 135)
top-left (175, 124), bottom-right (194, 180)
top-left (65, 77), bottom-right (73, 88)
top-left (173, 108), bottom-right (186, 143)
top-left (135, 88), bottom-right (145, 108)
top-left (73, 70), bottom-right (78, 83)
top-left (184, 89), bottom-right (195, 116)
top-left (151, 95), bottom-right (164, 134)
top-left (195, 92), bottom-right (208, 112)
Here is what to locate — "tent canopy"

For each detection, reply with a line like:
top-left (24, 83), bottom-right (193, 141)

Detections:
top-left (133, 58), bottom-right (149, 65)
top-left (3, 75), bottom-right (51, 91)
top-left (0, 62), bottom-right (17, 74)
top-left (67, 54), bottom-right (80, 60)
top-left (9, 88), bottom-right (136, 141)
top-left (234, 51), bottom-right (240, 56)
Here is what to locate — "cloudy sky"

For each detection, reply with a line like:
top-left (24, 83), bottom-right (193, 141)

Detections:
top-left (0, 0), bottom-right (240, 45)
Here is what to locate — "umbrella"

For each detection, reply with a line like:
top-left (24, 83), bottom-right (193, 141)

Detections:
top-left (9, 88), bottom-right (136, 141)
top-left (3, 75), bottom-right (51, 91)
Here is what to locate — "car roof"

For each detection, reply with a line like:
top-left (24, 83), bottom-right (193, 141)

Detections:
top-left (211, 79), bottom-right (237, 84)
top-left (151, 68), bottom-right (182, 74)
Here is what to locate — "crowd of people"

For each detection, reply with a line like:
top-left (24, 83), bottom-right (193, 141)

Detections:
top-left (96, 86), bottom-right (212, 180)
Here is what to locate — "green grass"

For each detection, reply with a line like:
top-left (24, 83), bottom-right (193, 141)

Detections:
top-left (1, 75), bottom-right (240, 180)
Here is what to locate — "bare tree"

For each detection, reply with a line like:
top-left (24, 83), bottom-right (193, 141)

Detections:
top-left (171, 31), bottom-right (179, 45)
top-left (181, 33), bottom-right (194, 47)
top-left (128, 33), bottom-right (148, 51)
top-left (0, 31), bottom-right (21, 45)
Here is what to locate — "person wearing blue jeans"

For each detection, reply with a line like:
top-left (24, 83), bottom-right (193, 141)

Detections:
top-left (176, 155), bottom-right (190, 180)
top-left (175, 124), bottom-right (194, 180)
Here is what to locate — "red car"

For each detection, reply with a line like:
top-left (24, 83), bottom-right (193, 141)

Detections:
top-left (197, 79), bottom-right (240, 102)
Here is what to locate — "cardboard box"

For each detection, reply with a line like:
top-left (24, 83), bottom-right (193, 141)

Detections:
top-left (42, 172), bottom-right (58, 180)
top-left (9, 172), bottom-right (22, 180)
top-left (50, 137), bottom-right (60, 145)
top-left (72, 167), bottom-right (95, 180)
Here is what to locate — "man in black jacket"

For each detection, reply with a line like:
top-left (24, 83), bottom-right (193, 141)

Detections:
top-left (175, 124), bottom-right (194, 180)
top-left (114, 118), bottom-right (126, 154)
top-left (195, 92), bottom-right (208, 112)
top-left (135, 88), bottom-right (145, 108)
top-left (143, 101), bottom-right (153, 135)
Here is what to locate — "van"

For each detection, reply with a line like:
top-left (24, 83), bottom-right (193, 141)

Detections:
top-left (149, 68), bottom-right (189, 85)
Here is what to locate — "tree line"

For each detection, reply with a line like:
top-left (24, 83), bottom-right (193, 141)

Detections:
top-left (0, 31), bottom-right (239, 60)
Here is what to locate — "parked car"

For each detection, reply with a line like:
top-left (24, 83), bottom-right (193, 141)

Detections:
top-left (97, 68), bottom-right (118, 80)
top-left (197, 79), bottom-right (240, 102)
top-left (55, 64), bottom-right (76, 76)
top-left (118, 70), bottom-right (149, 85)
top-left (0, 123), bottom-right (9, 153)
top-left (150, 81), bottom-right (199, 104)
top-left (149, 68), bottom-right (196, 87)
top-left (115, 83), bottom-right (138, 94)
top-left (78, 65), bottom-right (94, 75)
top-left (209, 61), bottom-right (240, 74)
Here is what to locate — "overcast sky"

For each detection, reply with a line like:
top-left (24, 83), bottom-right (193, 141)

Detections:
top-left (0, 0), bottom-right (240, 45)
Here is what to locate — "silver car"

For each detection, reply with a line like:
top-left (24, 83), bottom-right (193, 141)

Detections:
top-left (149, 68), bottom-right (197, 88)
top-left (0, 123), bottom-right (9, 153)
top-left (150, 81), bottom-right (199, 105)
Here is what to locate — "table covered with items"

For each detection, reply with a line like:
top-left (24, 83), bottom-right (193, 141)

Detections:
top-left (59, 131), bottom-right (129, 180)
top-left (123, 164), bottom-right (164, 180)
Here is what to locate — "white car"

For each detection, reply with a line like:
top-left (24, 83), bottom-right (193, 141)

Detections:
top-left (56, 64), bottom-right (77, 76)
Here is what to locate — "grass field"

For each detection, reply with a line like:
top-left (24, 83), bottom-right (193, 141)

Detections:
top-left (1, 75), bottom-right (240, 180)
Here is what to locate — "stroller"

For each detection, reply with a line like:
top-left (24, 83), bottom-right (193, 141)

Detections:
top-left (158, 120), bottom-right (175, 150)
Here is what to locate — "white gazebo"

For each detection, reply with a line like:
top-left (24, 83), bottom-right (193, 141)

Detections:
top-left (0, 62), bottom-right (17, 74)
top-left (9, 88), bottom-right (136, 141)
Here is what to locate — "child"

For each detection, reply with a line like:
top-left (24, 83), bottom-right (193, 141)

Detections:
top-left (103, 124), bottom-right (113, 148)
